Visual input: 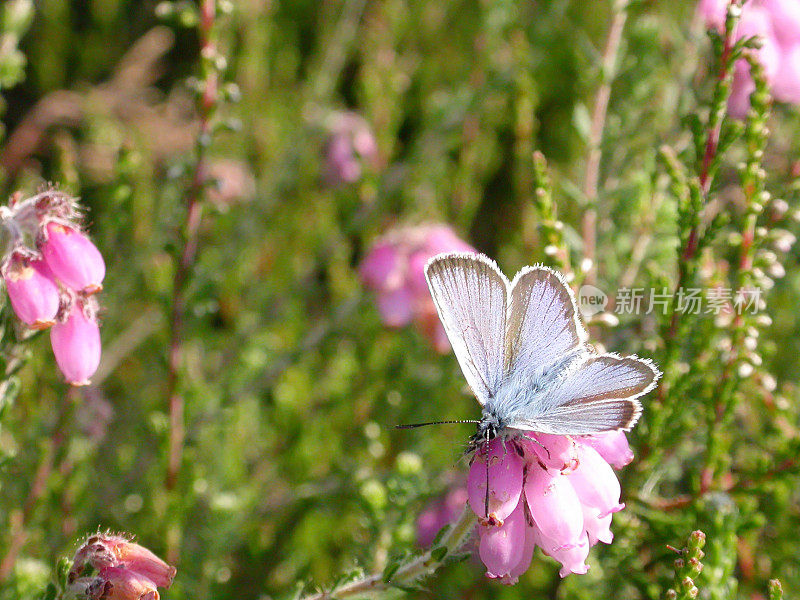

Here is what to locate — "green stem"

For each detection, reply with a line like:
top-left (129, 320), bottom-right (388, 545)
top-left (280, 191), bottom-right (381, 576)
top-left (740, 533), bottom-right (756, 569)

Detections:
top-left (300, 505), bottom-right (476, 600)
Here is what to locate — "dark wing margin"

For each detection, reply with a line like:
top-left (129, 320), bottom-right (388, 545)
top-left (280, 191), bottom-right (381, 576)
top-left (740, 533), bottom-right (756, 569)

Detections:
top-left (425, 253), bottom-right (509, 405)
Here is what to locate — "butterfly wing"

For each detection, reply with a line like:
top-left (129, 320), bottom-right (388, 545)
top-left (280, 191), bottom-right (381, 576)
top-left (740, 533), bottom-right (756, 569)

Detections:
top-left (505, 353), bottom-right (660, 435)
top-left (504, 266), bottom-right (588, 380)
top-left (425, 253), bottom-right (509, 405)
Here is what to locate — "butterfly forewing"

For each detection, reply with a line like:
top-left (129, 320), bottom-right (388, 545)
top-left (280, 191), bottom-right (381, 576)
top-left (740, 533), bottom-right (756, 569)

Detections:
top-left (504, 266), bottom-right (587, 379)
top-left (425, 253), bottom-right (509, 405)
top-left (506, 354), bottom-right (660, 435)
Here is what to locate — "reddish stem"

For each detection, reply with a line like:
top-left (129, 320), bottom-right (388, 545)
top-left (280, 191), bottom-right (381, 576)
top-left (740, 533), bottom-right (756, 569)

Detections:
top-left (165, 0), bottom-right (216, 508)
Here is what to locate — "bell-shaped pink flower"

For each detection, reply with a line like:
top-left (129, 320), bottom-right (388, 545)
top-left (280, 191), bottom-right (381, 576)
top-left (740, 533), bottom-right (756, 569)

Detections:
top-left (416, 487), bottom-right (469, 548)
top-left (69, 534), bottom-right (176, 592)
top-left (698, 0), bottom-right (800, 116)
top-left (50, 302), bottom-right (101, 386)
top-left (500, 523), bottom-right (537, 585)
top-left (375, 287), bottom-right (415, 327)
top-left (535, 530), bottom-right (591, 578)
top-left (522, 432), bottom-right (578, 472)
top-left (583, 505), bottom-right (613, 546)
top-left (468, 438), bottom-right (524, 524)
top-left (41, 222), bottom-right (105, 293)
top-left (578, 431), bottom-right (634, 469)
top-left (763, 0), bottom-right (800, 46)
top-left (3, 254), bottom-right (59, 329)
top-left (569, 445), bottom-right (624, 518)
top-left (771, 42), bottom-right (800, 103)
top-left (94, 567), bottom-right (159, 600)
top-left (360, 225), bottom-right (475, 353)
top-left (324, 112), bottom-right (378, 186)
top-left (524, 465), bottom-right (584, 548)
top-left (479, 498), bottom-right (527, 579)
top-left (106, 537), bottom-right (176, 588)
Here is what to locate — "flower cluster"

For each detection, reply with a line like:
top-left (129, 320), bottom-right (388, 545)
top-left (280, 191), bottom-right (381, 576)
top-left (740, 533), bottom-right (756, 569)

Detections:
top-left (67, 533), bottom-right (176, 600)
top-left (0, 190), bottom-right (105, 385)
top-left (698, 0), bottom-right (800, 117)
top-left (360, 224), bottom-right (475, 353)
top-left (468, 430), bottom-right (634, 582)
top-left (324, 111), bottom-right (379, 186)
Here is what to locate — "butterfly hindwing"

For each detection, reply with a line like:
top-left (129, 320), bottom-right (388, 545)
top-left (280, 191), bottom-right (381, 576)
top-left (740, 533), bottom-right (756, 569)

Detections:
top-left (506, 353), bottom-right (660, 434)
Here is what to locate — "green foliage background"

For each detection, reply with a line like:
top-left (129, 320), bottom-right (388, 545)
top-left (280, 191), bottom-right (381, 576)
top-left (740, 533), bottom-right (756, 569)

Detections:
top-left (0, 1), bottom-right (799, 599)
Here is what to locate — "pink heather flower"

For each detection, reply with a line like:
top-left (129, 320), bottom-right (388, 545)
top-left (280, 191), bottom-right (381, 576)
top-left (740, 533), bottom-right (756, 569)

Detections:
top-left (324, 112), bottom-right (379, 185)
top-left (68, 533), bottom-right (176, 600)
top-left (50, 301), bottom-right (101, 386)
top-left (579, 430), bottom-right (634, 469)
top-left (467, 432), bottom-right (633, 582)
top-left (478, 497), bottom-right (527, 580)
top-left (467, 439), bottom-right (524, 524)
top-left (698, 0), bottom-right (800, 117)
top-left (2, 253), bottom-right (59, 329)
top-left (524, 463), bottom-right (584, 547)
top-left (360, 225), bottom-right (476, 353)
top-left (41, 222), bottom-right (106, 294)
top-left (416, 486), bottom-right (469, 548)
top-left (90, 566), bottom-right (160, 600)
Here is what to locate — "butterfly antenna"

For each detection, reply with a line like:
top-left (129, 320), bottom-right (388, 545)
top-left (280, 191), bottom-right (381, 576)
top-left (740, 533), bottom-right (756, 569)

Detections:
top-left (395, 420), bottom-right (480, 429)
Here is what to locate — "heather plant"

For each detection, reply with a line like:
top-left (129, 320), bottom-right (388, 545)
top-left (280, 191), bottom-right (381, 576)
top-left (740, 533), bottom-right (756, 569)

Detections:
top-left (1, 1), bottom-right (800, 600)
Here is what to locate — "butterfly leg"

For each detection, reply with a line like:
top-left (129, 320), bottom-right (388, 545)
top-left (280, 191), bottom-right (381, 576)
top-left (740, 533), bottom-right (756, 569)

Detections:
top-left (518, 432), bottom-right (551, 460)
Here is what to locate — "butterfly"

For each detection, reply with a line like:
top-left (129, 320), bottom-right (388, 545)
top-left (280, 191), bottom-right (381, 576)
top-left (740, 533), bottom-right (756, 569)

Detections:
top-left (417, 252), bottom-right (661, 455)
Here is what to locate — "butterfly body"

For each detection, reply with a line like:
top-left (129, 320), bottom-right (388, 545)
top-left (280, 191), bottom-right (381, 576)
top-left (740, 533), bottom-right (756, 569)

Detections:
top-left (424, 252), bottom-right (661, 448)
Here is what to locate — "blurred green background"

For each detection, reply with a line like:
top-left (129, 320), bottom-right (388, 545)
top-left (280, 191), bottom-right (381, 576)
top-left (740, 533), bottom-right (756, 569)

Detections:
top-left (1, 1), bottom-right (800, 599)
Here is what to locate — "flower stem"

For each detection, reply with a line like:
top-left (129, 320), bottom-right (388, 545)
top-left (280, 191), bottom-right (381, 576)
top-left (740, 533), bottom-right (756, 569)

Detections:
top-left (164, 0), bottom-right (218, 561)
top-left (581, 0), bottom-right (628, 285)
top-left (300, 505), bottom-right (476, 600)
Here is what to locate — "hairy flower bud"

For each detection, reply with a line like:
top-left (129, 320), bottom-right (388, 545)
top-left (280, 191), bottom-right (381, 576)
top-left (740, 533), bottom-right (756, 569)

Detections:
top-left (3, 253), bottom-right (59, 329)
top-left (41, 222), bottom-right (105, 293)
top-left (69, 534), bottom-right (175, 600)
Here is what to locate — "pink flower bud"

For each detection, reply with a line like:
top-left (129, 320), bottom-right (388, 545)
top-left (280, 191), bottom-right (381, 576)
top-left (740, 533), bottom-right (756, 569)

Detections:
top-left (524, 465), bottom-right (584, 549)
top-left (50, 302), bottom-right (101, 386)
top-left (93, 567), bottom-right (159, 600)
top-left (41, 223), bottom-right (105, 293)
top-left (107, 537), bottom-right (176, 588)
top-left (69, 534), bottom-right (176, 593)
top-left (467, 438), bottom-right (524, 524)
top-left (569, 445), bottom-right (624, 518)
top-left (3, 254), bottom-right (59, 329)
top-left (578, 430), bottom-right (634, 469)
top-left (479, 498), bottom-right (527, 579)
